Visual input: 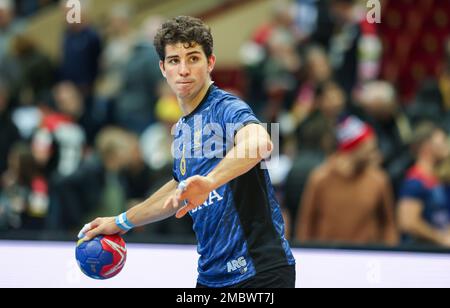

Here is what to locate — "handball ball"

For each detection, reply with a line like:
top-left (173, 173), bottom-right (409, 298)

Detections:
top-left (76, 234), bottom-right (127, 280)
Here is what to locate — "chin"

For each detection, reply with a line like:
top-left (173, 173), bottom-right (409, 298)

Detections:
top-left (177, 91), bottom-right (192, 99)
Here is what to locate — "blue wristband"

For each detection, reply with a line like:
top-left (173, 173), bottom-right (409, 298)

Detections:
top-left (115, 212), bottom-right (135, 232)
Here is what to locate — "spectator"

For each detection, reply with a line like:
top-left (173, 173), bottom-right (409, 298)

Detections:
top-left (0, 52), bottom-right (20, 107)
top-left (113, 16), bottom-right (164, 134)
top-left (8, 35), bottom-right (49, 141)
top-left (140, 82), bottom-right (182, 172)
top-left (284, 112), bottom-right (335, 238)
top-left (308, 0), bottom-right (334, 50)
top-left (59, 0), bottom-right (101, 100)
top-left (97, 3), bottom-right (135, 99)
top-left (407, 79), bottom-right (448, 130)
top-left (262, 26), bottom-right (302, 122)
top-left (293, 0), bottom-right (319, 42)
top-left (357, 81), bottom-right (412, 161)
top-left (122, 132), bottom-right (153, 206)
top-left (0, 142), bottom-right (49, 230)
top-left (291, 45), bottom-right (333, 126)
top-left (10, 93), bottom-right (42, 140)
top-left (397, 122), bottom-right (450, 247)
top-left (357, 81), bottom-right (413, 195)
top-left (59, 0), bottom-right (101, 142)
top-left (285, 80), bottom-right (344, 233)
top-left (407, 38), bottom-right (450, 133)
top-left (51, 127), bottom-right (130, 230)
top-left (295, 116), bottom-right (398, 246)
top-left (12, 33), bottom-right (55, 105)
top-left (31, 82), bottom-right (86, 179)
top-left (313, 79), bottom-right (346, 122)
top-left (251, 0), bottom-right (300, 47)
top-left (0, 82), bottom-right (21, 175)
top-left (296, 79), bottom-right (346, 140)
top-left (327, 0), bottom-right (382, 97)
top-left (0, 0), bottom-right (24, 59)
top-left (437, 157), bottom-right (450, 210)
top-left (240, 0), bottom-right (301, 115)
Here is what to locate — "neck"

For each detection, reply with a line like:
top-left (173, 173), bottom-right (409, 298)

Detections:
top-left (333, 152), bottom-right (372, 179)
top-left (332, 154), bottom-right (357, 179)
top-left (179, 80), bottom-right (212, 116)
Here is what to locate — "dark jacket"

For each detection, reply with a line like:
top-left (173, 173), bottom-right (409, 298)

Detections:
top-left (0, 112), bottom-right (20, 174)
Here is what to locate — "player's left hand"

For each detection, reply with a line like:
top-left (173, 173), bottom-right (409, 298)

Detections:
top-left (175, 175), bottom-right (215, 218)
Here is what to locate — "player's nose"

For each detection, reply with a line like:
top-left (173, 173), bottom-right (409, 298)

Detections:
top-left (178, 60), bottom-right (190, 77)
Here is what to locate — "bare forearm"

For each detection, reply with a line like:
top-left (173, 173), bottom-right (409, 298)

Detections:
top-left (404, 219), bottom-right (444, 245)
top-left (79, 180), bottom-right (182, 241)
top-left (207, 124), bottom-right (272, 190)
top-left (207, 153), bottom-right (262, 191)
top-left (127, 180), bottom-right (179, 226)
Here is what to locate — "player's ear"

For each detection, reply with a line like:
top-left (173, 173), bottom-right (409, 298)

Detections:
top-left (159, 60), bottom-right (167, 78)
top-left (207, 54), bottom-right (216, 74)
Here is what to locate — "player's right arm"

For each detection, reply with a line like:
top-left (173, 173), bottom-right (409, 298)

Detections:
top-left (79, 179), bottom-right (183, 241)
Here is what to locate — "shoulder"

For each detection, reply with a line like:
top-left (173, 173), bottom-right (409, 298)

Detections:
top-left (399, 174), bottom-right (428, 199)
top-left (367, 167), bottom-right (391, 186)
top-left (210, 87), bottom-right (251, 112)
top-left (308, 162), bottom-right (332, 187)
top-left (401, 177), bottom-right (426, 191)
top-left (209, 87), bottom-right (259, 128)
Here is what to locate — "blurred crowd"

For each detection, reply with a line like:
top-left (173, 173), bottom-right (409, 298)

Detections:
top-left (1, 0), bottom-right (450, 249)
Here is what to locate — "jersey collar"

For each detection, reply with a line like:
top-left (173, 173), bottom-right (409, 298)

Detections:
top-left (182, 84), bottom-right (215, 120)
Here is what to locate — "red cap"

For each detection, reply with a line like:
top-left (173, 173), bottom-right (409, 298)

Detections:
top-left (337, 116), bottom-right (375, 152)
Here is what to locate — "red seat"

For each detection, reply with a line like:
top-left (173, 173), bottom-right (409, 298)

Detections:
top-left (378, 0), bottom-right (448, 104)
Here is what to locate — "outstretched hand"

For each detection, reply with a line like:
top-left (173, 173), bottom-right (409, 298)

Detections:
top-left (163, 175), bottom-right (215, 219)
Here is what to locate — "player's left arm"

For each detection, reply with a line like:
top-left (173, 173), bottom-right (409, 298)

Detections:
top-left (173, 123), bottom-right (273, 218)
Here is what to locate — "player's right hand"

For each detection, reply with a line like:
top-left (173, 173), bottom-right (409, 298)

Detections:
top-left (78, 217), bottom-right (124, 241)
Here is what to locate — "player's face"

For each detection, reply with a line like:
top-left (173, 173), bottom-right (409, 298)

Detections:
top-left (159, 42), bottom-right (215, 101)
top-left (430, 130), bottom-right (450, 162)
top-left (351, 136), bottom-right (380, 173)
top-left (318, 83), bottom-right (345, 119)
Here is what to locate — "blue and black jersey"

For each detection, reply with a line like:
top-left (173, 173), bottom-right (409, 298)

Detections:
top-left (399, 166), bottom-right (450, 243)
top-left (172, 84), bottom-right (295, 287)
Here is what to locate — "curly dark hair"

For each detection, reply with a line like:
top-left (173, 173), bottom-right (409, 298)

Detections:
top-left (154, 16), bottom-right (214, 61)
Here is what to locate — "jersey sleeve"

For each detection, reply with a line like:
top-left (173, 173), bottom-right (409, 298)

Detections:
top-left (399, 179), bottom-right (427, 201)
top-left (218, 98), bottom-right (261, 142)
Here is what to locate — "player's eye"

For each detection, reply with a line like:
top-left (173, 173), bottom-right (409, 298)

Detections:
top-left (189, 56), bottom-right (199, 63)
top-left (168, 58), bottom-right (179, 65)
